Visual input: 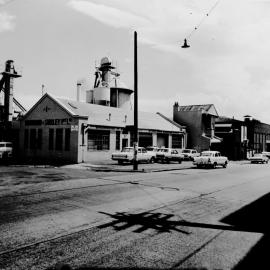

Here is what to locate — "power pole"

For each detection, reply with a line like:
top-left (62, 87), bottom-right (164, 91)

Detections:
top-left (133, 31), bottom-right (138, 170)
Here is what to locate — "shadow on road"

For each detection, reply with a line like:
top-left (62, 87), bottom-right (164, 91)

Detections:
top-left (98, 211), bottom-right (189, 234)
top-left (220, 192), bottom-right (270, 269)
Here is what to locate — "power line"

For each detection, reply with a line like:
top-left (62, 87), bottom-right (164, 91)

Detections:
top-left (181, 0), bottom-right (222, 47)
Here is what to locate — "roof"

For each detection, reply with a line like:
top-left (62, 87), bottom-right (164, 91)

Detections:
top-left (35, 93), bottom-right (184, 133)
top-left (176, 104), bottom-right (218, 117)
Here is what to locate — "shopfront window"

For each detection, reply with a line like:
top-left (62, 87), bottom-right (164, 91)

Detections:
top-left (87, 130), bottom-right (110, 151)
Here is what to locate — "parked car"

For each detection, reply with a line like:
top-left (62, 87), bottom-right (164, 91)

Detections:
top-left (262, 151), bottom-right (270, 159)
top-left (193, 150), bottom-right (228, 168)
top-left (0, 142), bottom-right (13, 161)
top-left (111, 147), bottom-right (153, 164)
top-left (249, 153), bottom-right (269, 164)
top-left (155, 148), bottom-right (184, 163)
top-left (145, 146), bottom-right (160, 162)
top-left (181, 149), bottom-right (200, 161)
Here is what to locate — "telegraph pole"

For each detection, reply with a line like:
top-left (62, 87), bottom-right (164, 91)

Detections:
top-left (133, 31), bottom-right (138, 170)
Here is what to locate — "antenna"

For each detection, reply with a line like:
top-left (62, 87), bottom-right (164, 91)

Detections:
top-left (42, 84), bottom-right (45, 96)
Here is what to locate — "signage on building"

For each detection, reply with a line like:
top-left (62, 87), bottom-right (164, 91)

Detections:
top-left (71, 125), bottom-right (79, 131)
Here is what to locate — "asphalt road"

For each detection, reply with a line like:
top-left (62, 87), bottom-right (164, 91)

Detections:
top-left (1, 162), bottom-right (270, 269)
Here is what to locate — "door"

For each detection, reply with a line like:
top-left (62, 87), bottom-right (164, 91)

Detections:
top-left (122, 138), bottom-right (128, 149)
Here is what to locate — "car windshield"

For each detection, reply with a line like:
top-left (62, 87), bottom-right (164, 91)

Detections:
top-left (182, 150), bottom-right (191, 153)
top-left (146, 147), bottom-right (155, 151)
top-left (201, 152), bottom-right (212, 156)
top-left (122, 148), bottom-right (133, 152)
top-left (0, 143), bottom-right (5, 147)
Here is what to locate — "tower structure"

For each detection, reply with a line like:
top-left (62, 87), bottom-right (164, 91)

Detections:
top-left (86, 57), bottom-right (133, 110)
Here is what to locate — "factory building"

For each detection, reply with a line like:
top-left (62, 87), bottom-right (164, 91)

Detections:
top-left (19, 57), bottom-right (187, 163)
top-left (0, 60), bottom-right (26, 154)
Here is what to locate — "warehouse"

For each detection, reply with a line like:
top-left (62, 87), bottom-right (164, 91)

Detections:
top-left (19, 93), bottom-right (186, 163)
top-left (19, 57), bottom-right (186, 163)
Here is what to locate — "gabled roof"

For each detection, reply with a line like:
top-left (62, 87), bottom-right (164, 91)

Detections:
top-left (177, 104), bottom-right (218, 117)
top-left (24, 93), bottom-right (184, 133)
top-left (57, 97), bottom-right (183, 132)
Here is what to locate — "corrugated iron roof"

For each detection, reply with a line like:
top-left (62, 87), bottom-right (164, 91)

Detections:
top-left (57, 97), bottom-right (183, 132)
top-left (177, 104), bottom-right (218, 117)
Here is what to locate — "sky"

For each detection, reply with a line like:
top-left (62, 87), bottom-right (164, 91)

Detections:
top-left (1, 0), bottom-right (270, 123)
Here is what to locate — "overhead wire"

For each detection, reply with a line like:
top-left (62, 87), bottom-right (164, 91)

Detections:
top-left (183, 0), bottom-right (222, 44)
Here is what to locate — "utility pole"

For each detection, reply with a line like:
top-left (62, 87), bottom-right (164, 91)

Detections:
top-left (133, 31), bottom-right (138, 170)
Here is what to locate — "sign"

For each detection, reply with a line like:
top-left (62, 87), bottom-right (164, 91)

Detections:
top-left (71, 125), bottom-right (78, 131)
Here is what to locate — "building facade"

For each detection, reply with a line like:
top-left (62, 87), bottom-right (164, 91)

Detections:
top-left (19, 93), bottom-right (186, 163)
top-left (244, 116), bottom-right (270, 156)
top-left (173, 102), bottom-right (221, 152)
top-left (214, 116), bottom-right (248, 160)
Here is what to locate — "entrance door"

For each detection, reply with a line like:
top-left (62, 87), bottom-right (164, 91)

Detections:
top-left (122, 138), bottom-right (128, 149)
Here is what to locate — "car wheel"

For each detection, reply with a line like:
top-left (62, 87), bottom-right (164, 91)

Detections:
top-left (150, 157), bottom-right (155, 164)
top-left (178, 159), bottom-right (182, 164)
top-left (213, 162), bottom-right (217, 169)
top-left (223, 161), bottom-right (227, 168)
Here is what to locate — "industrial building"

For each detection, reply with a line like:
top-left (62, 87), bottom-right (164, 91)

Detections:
top-left (0, 60), bottom-right (26, 154)
top-left (214, 116), bottom-right (248, 160)
top-left (173, 102), bottom-right (222, 152)
top-left (19, 57), bottom-right (187, 163)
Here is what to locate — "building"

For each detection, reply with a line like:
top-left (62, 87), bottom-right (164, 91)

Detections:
top-left (0, 60), bottom-right (26, 154)
top-left (19, 57), bottom-right (186, 163)
top-left (214, 116), bottom-right (248, 160)
top-left (173, 102), bottom-right (221, 152)
top-left (244, 115), bottom-right (270, 156)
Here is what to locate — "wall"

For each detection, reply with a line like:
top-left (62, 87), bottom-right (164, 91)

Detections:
top-left (173, 109), bottom-right (204, 151)
top-left (20, 96), bottom-right (80, 163)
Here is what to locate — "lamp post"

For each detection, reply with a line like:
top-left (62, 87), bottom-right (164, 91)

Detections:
top-left (133, 31), bottom-right (138, 170)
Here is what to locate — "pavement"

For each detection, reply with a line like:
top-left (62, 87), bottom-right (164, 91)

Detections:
top-left (61, 159), bottom-right (250, 173)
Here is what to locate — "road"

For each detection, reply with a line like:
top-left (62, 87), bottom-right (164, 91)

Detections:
top-left (1, 162), bottom-right (270, 269)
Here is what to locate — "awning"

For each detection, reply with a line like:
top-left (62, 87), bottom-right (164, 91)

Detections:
top-left (202, 135), bottom-right (223, 143)
top-left (215, 123), bottom-right (232, 128)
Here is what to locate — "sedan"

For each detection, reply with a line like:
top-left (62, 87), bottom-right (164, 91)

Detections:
top-left (249, 153), bottom-right (269, 164)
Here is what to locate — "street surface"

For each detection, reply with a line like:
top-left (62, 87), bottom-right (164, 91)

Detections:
top-left (1, 161), bottom-right (270, 269)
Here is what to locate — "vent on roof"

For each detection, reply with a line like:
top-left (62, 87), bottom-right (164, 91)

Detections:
top-left (68, 102), bottom-right (77, 109)
top-left (106, 113), bottom-right (111, 121)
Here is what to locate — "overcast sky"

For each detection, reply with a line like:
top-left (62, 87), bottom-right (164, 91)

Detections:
top-left (1, 0), bottom-right (270, 123)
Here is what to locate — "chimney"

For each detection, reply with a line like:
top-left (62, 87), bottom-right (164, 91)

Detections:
top-left (77, 82), bottom-right (82, 102)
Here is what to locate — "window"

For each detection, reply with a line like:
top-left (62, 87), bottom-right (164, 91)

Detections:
top-left (172, 134), bottom-right (182, 148)
top-left (30, 129), bottom-right (36, 149)
top-left (65, 128), bottom-right (71, 151)
top-left (49, 129), bottom-right (54, 150)
top-left (55, 128), bottom-right (63, 151)
top-left (87, 130), bottom-right (110, 151)
top-left (116, 131), bottom-right (120, 150)
top-left (24, 129), bottom-right (29, 149)
top-left (37, 129), bottom-right (42, 150)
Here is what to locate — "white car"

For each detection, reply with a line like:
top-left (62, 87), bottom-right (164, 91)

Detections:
top-left (111, 147), bottom-right (153, 164)
top-left (249, 153), bottom-right (269, 164)
top-left (193, 150), bottom-right (228, 168)
top-left (0, 142), bottom-right (13, 160)
top-left (262, 151), bottom-right (270, 159)
top-left (181, 149), bottom-right (200, 161)
top-left (155, 148), bottom-right (184, 163)
top-left (145, 146), bottom-right (160, 162)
